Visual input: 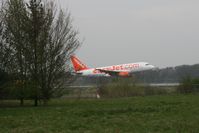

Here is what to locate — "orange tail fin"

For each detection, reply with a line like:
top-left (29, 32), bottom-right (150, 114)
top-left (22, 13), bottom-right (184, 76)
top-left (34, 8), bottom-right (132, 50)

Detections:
top-left (70, 55), bottom-right (89, 72)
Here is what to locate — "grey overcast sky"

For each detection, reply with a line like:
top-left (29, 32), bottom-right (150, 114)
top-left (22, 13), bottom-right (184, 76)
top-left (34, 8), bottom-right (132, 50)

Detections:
top-left (56, 0), bottom-right (199, 68)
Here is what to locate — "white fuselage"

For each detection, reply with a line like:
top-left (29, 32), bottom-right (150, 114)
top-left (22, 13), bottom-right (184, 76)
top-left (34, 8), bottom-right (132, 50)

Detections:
top-left (77, 62), bottom-right (155, 76)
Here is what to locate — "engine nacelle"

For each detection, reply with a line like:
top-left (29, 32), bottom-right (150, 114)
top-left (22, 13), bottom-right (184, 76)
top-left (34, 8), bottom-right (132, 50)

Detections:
top-left (118, 72), bottom-right (130, 77)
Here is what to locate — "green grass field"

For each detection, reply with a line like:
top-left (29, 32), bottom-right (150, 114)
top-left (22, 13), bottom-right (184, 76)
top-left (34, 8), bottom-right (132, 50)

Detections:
top-left (1, 94), bottom-right (199, 133)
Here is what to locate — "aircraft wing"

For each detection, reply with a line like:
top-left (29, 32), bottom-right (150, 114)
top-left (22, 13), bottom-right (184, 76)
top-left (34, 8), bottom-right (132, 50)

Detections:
top-left (96, 69), bottom-right (122, 76)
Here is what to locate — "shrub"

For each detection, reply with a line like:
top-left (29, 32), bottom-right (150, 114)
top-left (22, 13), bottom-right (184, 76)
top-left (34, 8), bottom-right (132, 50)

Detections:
top-left (99, 78), bottom-right (169, 98)
top-left (100, 83), bottom-right (145, 98)
top-left (144, 86), bottom-right (168, 96)
top-left (177, 76), bottom-right (199, 93)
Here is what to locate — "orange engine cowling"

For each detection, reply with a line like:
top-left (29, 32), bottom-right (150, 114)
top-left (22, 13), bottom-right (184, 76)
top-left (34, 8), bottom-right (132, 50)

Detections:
top-left (118, 72), bottom-right (130, 77)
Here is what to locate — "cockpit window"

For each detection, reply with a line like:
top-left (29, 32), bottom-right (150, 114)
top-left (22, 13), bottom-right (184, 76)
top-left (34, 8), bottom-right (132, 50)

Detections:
top-left (146, 64), bottom-right (149, 66)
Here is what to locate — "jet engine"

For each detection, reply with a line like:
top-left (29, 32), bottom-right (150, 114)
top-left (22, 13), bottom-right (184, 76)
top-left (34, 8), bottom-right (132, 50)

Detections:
top-left (118, 72), bottom-right (130, 77)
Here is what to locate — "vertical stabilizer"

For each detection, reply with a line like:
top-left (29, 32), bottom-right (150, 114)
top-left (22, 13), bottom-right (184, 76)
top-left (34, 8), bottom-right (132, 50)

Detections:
top-left (70, 56), bottom-right (89, 72)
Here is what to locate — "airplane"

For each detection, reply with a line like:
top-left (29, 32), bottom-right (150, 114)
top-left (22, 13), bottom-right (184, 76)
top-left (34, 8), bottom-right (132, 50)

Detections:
top-left (70, 55), bottom-right (155, 77)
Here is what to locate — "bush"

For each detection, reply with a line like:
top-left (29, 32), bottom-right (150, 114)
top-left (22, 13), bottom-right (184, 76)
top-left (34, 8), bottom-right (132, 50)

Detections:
top-left (144, 86), bottom-right (168, 96)
top-left (177, 76), bottom-right (199, 93)
top-left (99, 78), bottom-right (169, 98)
top-left (100, 83), bottom-right (145, 98)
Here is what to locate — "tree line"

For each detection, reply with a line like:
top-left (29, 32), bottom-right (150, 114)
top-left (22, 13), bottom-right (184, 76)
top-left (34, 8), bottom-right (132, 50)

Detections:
top-left (134, 64), bottom-right (199, 83)
top-left (0, 0), bottom-right (80, 106)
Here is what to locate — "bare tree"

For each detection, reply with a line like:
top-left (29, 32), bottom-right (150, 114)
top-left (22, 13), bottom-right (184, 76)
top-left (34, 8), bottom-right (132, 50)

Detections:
top-left (0, 0), bottom-right (80, 106)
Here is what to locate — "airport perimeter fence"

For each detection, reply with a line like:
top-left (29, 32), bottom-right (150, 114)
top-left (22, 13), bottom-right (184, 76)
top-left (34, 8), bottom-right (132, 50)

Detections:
top-left (62, 84), bottom-right (178, 99)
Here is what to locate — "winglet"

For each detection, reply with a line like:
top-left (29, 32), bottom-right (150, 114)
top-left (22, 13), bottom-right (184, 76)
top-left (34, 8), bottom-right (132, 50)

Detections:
top-left (70, 55), bottom-right (89, 72)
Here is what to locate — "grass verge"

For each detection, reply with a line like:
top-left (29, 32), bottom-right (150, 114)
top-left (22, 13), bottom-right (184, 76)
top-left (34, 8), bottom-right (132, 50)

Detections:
top-left (0, 94), bottom-right (199, 133)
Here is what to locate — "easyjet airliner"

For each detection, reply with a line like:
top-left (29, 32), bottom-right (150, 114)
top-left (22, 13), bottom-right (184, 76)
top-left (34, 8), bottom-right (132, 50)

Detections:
top-left (70, 55), bottom-right (155, 77)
